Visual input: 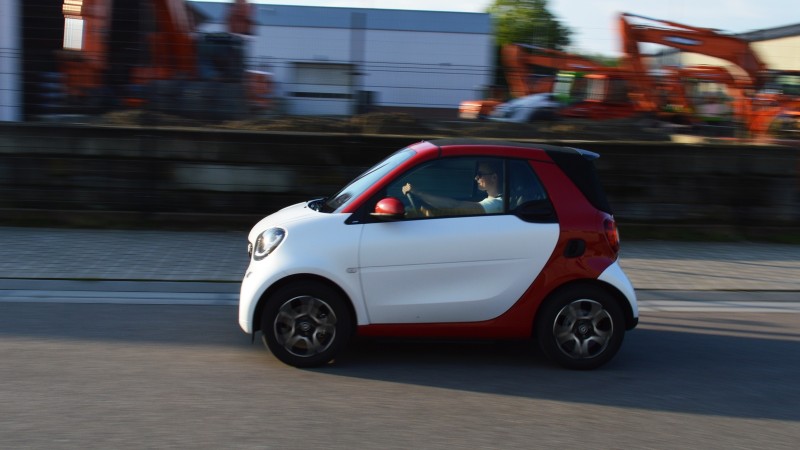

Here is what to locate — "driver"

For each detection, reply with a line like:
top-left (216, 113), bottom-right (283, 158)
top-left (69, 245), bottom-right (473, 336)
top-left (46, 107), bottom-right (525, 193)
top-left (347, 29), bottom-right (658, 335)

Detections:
top-left (401, 161), bottom-right (503, 216)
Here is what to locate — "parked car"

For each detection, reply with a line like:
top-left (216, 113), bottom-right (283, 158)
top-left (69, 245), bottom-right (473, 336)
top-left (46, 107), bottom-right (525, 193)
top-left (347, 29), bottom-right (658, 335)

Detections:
top-left (239, 139), bottom-right (638, 370)
top-left (489, 93), bottom-right (561, 123)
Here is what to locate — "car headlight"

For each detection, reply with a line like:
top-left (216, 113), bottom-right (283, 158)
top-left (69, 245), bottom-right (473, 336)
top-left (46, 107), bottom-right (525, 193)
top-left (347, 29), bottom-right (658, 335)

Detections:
top-left (252, 227), bottom-right (286, 261)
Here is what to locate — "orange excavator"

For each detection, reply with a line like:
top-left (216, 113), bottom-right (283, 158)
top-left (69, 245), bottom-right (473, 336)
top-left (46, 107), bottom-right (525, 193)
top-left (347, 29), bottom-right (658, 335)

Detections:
top-left (757, 69), bottom-right (800, 137)
top-left (458, 43), bottom-right (595, 119)
top-left (58, 0), bottom-right (271, 119)
top-left (618, 12), bottom-right (798, 136)
top-left (658, 65), bottom-right (746, 124)
top-left (504, 43), bottom-right (649, 120)
top-left (459, 43), bottom-right (640, 120)
top-left (553, 68), bottom-right (647, 120)
top-left (500, 44), bottom-right (600, 100)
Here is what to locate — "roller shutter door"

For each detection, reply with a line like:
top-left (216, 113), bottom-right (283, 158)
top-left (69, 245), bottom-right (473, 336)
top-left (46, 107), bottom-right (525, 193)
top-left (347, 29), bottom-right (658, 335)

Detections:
top-left (287, 63), bottom-right (354, 115)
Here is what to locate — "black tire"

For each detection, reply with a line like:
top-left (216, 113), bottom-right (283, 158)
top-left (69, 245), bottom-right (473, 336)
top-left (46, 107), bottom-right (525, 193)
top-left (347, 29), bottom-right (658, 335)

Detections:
top-left (535, 285), bottom-right (625, 370)
top-left (260, 281), bottom-right (352, 368)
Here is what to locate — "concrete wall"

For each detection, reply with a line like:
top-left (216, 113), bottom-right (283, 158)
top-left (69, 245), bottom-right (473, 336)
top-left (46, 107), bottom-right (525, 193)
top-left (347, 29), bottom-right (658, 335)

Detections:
top-left (0, 123), bottom-right (797, 235)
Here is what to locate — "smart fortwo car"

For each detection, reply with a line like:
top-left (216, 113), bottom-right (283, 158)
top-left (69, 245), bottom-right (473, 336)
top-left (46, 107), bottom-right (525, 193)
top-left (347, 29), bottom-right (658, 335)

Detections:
top-left (239, 139), bottom-right (638, 370)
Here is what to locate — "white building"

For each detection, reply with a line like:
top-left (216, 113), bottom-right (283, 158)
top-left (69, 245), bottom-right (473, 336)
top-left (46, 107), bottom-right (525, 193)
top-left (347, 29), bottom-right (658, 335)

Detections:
top-left (191, 2), bottom-right (494, 116)
top-left (0, 0), bottom-right (22, 122)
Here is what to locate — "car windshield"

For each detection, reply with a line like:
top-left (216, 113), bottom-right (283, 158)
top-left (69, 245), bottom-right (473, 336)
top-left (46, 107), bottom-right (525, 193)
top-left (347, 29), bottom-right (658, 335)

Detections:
top-left (320, 147), bottom-right (415, 213)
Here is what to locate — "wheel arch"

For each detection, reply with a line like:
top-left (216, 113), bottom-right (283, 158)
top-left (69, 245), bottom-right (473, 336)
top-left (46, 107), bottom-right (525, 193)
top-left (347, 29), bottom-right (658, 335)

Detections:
top-left (252, 274), bottom-right (358, 336)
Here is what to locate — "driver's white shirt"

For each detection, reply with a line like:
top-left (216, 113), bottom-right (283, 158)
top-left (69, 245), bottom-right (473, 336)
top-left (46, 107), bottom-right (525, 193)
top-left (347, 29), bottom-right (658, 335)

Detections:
top-left (479, 196), bottom-right (503, 214)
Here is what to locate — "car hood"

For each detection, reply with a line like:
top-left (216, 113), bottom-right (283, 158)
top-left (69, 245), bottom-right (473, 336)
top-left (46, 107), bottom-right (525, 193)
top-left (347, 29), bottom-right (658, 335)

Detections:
top-left (247, 201), bottom-right (322, 242)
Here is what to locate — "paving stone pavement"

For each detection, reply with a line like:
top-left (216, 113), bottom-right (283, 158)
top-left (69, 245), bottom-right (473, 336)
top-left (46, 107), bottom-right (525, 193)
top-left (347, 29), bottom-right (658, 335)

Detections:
top-left (0, 227), bottom-right (249, 283)
top-left (619, 240), bottom-right (800, 291)
top-left (0, 227), bottom-right (798, 292)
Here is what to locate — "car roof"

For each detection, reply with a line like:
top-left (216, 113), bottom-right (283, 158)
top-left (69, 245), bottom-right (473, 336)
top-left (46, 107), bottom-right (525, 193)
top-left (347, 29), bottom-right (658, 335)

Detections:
top-left (424, 139), bottom-right (597, 160)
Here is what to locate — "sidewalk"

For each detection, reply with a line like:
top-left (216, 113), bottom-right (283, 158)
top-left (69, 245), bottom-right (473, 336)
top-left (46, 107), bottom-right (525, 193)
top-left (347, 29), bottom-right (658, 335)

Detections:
top-left (0, 226), bottom-right (798, 292)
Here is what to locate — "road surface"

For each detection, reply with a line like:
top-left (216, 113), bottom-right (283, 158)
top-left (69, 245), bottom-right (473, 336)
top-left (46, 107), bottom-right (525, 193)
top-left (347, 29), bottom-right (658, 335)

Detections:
top-left (0, 288), bottom-right (798, 449)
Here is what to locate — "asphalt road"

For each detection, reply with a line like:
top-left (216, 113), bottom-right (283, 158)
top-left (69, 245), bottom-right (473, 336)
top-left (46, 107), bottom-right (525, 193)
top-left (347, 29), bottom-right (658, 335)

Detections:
top-left (1, 296), bottom-right (799, 449)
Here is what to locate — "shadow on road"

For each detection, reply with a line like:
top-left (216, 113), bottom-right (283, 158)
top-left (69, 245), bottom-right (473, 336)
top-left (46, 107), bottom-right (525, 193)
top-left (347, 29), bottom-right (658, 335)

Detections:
top-left (324, 316), bottom-right (800, 422)
top-left (1, 303), bottom-right (797, 421)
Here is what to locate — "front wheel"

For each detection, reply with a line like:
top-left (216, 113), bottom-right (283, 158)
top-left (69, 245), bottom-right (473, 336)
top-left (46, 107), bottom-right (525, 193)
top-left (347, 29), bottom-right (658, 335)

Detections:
top-left (536, 286), bottom-right (625, 370)
top-left (261, 281), bottom-right (352, 368)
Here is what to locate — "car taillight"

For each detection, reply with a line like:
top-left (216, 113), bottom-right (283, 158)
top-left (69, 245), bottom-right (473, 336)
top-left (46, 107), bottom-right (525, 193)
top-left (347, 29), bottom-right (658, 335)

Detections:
top-left (604, 218), bottom-right (620, 254)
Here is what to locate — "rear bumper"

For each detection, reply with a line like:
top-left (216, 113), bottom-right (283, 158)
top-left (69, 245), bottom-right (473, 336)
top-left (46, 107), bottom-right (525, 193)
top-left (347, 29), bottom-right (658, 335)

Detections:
top-left (597, 260), bottom-right (639, 329)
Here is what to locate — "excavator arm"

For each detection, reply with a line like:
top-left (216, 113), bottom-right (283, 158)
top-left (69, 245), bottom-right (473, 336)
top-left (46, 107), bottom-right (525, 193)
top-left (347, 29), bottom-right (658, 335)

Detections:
top-left (619, 12), bottom-right (768, 90)
top-left (618, 12), bottom-right (782, 131)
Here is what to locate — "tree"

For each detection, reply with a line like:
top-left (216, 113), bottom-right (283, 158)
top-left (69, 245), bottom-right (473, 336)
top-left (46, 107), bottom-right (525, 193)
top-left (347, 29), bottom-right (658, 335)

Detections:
top-left (487, 0), bottom-right (572, 50)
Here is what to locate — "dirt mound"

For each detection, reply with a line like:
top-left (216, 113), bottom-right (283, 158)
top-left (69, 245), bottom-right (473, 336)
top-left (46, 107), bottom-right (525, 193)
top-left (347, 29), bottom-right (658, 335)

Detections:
top-left (219, 116), bottom-right (353, 133)
top-left (99, 110), bottom-right (205, 128)
top-left (96, 109), bottom-right (672, 141)
top-left (441, 118), bottom-right (673, 141)
top-left (348, 113), bottom-right (430, 135)
top-left (219, 112), bottom-right (431, 135)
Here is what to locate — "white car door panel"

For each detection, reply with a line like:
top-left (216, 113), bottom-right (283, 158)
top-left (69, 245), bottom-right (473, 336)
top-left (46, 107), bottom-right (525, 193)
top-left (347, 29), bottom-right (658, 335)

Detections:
top-left (359, 215), bottom-right (559, 324)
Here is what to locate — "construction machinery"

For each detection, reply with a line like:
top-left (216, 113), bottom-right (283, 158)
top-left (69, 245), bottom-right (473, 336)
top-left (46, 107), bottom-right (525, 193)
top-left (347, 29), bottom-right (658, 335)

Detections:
top-left (500, 44), bottom-right (599, 100)
top-left (757, 69), bottom-right (800, 137)
top-left (58, 0), bottom-right (270, 120)
top-left (506, 43), bottom-right (649, 120)
top-left (459, 43), bottom-right (641, 121)
top-left (618, 12), bottom-right (799, 136)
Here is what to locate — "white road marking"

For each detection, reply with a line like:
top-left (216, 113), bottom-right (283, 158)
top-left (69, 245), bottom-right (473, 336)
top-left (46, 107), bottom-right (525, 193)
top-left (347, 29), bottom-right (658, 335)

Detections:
top-left (638, 300), bottom-right (800, 313)
top-left (3, 290), bottom-right (800, 313)
top-left (0, 290), bottom-right (238, 306)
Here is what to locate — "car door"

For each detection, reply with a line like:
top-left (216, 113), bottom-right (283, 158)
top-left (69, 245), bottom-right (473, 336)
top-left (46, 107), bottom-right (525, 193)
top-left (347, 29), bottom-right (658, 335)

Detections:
top-left (358, 157), bottom-right (559, 324)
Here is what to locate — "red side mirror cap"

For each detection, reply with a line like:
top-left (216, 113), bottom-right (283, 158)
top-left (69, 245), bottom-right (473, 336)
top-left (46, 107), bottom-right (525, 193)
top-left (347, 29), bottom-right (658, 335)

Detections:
top-left (371, 197), bottom-right (405, 220)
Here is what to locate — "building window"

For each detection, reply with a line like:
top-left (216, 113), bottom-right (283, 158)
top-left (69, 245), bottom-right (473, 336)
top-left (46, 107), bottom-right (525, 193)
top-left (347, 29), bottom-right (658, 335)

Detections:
top-left (63, 17), bottom-right (84, 50)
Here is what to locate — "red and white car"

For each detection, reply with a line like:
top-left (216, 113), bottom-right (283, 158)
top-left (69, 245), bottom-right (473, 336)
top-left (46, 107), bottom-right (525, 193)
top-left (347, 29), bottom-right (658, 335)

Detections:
top-left (239, 139), bottom-right (638, 370)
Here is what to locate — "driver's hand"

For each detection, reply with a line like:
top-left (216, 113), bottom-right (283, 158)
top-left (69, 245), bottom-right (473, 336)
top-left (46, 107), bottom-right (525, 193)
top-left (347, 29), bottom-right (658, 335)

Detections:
top-left (402, 183), bottom-right (413, 195)
top-left (420, 206), bottom-right (434, 217)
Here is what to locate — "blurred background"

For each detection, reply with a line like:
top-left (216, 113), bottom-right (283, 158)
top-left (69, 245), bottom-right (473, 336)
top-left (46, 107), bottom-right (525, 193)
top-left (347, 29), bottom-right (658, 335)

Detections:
top-left (0, 0), bottom-right (798, 239)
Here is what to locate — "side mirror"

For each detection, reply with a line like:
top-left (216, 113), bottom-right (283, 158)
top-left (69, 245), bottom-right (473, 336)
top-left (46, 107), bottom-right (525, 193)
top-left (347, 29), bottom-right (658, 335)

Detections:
top-left (370, 197), bottom-right (405, 221)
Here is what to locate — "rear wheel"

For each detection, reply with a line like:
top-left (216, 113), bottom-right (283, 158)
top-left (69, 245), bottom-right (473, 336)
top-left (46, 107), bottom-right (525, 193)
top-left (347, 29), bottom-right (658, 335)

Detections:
top-left (536, 286), bottom-right (625, 370)
top-left (261, 281), bottom-right (352, 368)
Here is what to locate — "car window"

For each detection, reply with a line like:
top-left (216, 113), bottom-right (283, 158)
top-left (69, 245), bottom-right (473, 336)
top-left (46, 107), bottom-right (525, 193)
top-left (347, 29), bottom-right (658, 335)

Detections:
top-left (386, 157), bottom-right (506, 219)
top-left (507, 159), bottom-right (557, 223)
top-left (507, 159), bottom-right (547, 207)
